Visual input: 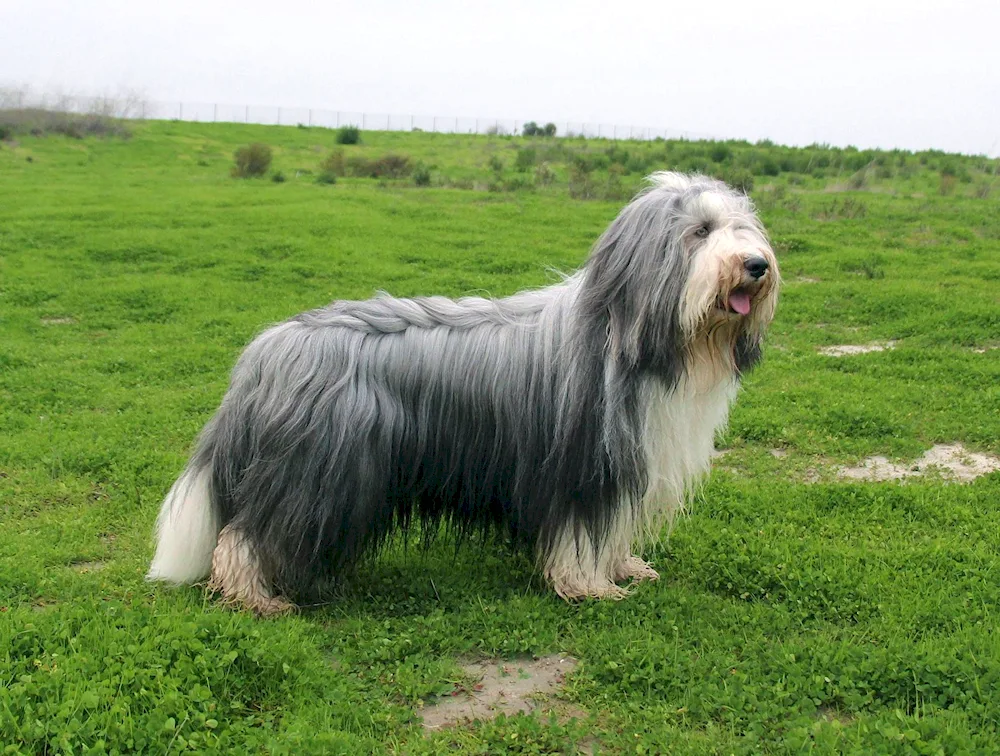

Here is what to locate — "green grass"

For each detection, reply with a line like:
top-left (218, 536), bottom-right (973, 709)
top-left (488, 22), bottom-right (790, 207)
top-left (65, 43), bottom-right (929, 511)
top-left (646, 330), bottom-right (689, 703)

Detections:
top-left (1, 120), bottom-right (999, 753)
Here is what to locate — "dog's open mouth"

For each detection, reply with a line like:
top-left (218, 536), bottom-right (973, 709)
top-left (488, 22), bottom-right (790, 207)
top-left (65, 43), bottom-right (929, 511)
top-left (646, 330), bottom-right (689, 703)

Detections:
top-left (720, 288), bottom-right (752, 316)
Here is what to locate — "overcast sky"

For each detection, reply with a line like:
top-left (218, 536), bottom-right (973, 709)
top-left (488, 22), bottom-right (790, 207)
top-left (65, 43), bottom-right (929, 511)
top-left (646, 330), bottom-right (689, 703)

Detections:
top-left (2, 0), bottom-right (997, 156)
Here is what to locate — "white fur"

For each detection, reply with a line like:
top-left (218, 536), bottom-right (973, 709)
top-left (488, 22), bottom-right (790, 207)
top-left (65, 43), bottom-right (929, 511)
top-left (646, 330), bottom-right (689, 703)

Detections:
top-left (541, 375), bottom-right (737, 599)
top-left (146, 467), bottom-right (220, 584)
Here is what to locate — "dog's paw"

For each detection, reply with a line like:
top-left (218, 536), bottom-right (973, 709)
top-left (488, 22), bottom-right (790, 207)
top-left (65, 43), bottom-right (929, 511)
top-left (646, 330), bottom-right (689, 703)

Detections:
top-left (552, 577), bottom-right (631, 601)
top-left (614, 556), bottom-right (660, 583)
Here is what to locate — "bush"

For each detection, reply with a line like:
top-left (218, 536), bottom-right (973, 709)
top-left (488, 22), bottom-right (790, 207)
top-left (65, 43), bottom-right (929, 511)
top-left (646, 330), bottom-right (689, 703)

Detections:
top-left (319, 148), bottom-right (345, 177)
top-left (316, 172), bottom-right (337, 185)
top-left (522, 121), bottom-right (556, 138)
top-left (568, 164), bottom-right (598, 199)
top-left (271, 171), bottom-right (286, 183)
top-left (535, 162), bottom-right (556, 186)
top-left (488, 155), bottom-right (504, 174)
top-left (413, 163), bottom-right (431, 186)
top-left (722, 168), bottom-right (755, 194)
top-left (514, 148), bottom-right (536, 172)
top-left (231, 143), bottom-right (272, 178)
top-left (345, 153), bottom-right (413, 179)
top-left (335, 125), bottom-right (361, 145)
top-left (0, 108), bottom-right (131, 139)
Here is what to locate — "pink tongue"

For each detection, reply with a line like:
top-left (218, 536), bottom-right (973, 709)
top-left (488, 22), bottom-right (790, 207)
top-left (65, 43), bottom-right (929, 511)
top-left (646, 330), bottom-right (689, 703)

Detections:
top-left (728, 292), bottom-right (751, 315)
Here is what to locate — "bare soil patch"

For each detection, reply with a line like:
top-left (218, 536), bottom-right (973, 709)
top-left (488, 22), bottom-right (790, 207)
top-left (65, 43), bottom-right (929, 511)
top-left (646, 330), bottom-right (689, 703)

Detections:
top-left (818, 341), bottom-right (896, 357)
top-left (838, 443), bottom-right (1000, 483)
top-left (422, 654), bottom-right (579, 730)
top-left (69, 560), bottom-right (107, 573)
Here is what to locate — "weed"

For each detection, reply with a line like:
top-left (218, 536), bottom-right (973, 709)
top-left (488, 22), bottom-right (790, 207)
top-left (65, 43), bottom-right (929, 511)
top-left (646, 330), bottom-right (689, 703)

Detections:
top-left (413, 162), bottom-right (431, 187)
top-left (335, 125), bottom-right (361, 145)
top-left (319, 148), bottom-right (345, 177)
top-left (231, 143), bottom-right (272, 178)
top-left (514, 147), bottom-right (536, 172)
top-left (346, 153), bottom-right (413, 179)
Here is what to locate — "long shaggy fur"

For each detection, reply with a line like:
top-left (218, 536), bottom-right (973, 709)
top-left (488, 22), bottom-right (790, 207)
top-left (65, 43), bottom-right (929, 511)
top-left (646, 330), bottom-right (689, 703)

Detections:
top-left (148, 172), bottom-right (779, 613)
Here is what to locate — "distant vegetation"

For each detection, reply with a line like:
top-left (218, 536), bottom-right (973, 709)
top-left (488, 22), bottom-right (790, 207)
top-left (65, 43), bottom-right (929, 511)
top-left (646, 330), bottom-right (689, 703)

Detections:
top-left (0, 108), bottom-right (132, 140)
top-left (231, 142), bottom-right (272, 178)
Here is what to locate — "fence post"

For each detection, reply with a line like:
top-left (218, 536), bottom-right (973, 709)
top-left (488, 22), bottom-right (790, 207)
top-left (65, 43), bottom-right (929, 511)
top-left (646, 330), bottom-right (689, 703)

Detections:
top-left (277, 108), bottom-right (281, 125)
top-left (309, 109), bottom-right (313, 126)
top-left (455, 117), bottom-right (458, 133)
top-left (179, 103), bottom-right (183, 120)
top-left (336, 111), bottom-right (340, 128)
top-left (410, 114), bottom-right (414, 131)
top-left (362, 113), bottom-right (366, 129)
top-left (214, 103), bottom-right (217, 122)
top-left (245, 105), bottom-right (248, 123)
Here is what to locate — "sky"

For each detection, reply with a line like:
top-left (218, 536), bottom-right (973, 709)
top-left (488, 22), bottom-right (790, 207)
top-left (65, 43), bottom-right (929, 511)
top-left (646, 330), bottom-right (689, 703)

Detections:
top-left (1, 0), bottom-right (997, 156)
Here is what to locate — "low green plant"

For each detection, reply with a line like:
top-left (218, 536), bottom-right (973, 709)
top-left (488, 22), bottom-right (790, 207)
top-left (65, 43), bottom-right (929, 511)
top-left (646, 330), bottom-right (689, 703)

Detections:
top-left (335, 125), bottom-right (361, 145)
top-left (231, 142), bottom-right (272, 178)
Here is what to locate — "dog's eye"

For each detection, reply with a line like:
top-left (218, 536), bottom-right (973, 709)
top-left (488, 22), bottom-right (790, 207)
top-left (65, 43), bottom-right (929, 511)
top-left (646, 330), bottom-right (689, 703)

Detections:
top-left (694, 225), bottom-right (710, 238)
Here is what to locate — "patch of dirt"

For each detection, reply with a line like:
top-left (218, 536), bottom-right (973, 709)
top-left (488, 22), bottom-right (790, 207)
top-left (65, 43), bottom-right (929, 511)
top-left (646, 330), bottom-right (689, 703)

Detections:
top-left (837, 443), bottom-right (1000, 483)
top-left (818, 341), bottom-right (896, 357)
top-left (422, 655), bottom-right (579, 731)
top-left (794, 277), bottom-right (821, 284)
top-left (770, 448), bottom-right (789, 459)
top-left (817, 705), bottom-right (855, 727)
top-left (69, 560), bottom-right (106, 573)
top-left (972, 346), bottom-right (999, 354)
top-left (41, 317), bottom-right (77, 325)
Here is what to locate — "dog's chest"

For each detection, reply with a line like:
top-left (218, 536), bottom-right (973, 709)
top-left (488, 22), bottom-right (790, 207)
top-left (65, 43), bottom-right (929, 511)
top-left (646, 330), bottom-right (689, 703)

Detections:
top-left (641, 378), bottom-right (737, 499)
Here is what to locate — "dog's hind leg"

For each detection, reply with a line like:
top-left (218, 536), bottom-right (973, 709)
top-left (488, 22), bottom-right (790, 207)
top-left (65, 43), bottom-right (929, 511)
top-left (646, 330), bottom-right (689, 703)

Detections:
top-left (209, 524), bottom-right (295, 616)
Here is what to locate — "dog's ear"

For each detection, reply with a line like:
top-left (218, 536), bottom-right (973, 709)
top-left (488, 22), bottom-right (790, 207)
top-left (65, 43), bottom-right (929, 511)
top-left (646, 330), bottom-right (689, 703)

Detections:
top-left (734, 333), bottom-right (762, 374)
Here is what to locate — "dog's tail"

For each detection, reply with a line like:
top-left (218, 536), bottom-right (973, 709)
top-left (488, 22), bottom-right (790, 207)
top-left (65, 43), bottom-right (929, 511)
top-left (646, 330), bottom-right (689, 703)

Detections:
top-left (146, 456), bottom-right (221, 585)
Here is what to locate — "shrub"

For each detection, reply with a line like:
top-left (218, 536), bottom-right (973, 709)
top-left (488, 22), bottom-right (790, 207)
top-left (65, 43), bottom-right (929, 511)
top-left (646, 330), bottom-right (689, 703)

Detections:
top-left (335, 125), bottom-right (361, 145)
top-left (604, 164), bottom-right (630, 201)
top-left (271, 171), bottom-right (286, 183)
top-left (534, 162), bottom-right (556, 186)
top-left (722, 168), bottom-right (755, 193)
top-left (847, 164), bottom-right (872, 189)
top-left (413, 163), bottom-right (431, 186)
top-left (522, 121), bottom-right (556, 137)
top-left (514, 148), bottom-right (536, 172)
top-left (488, 155), bottom-right (504, 174)
top-left (231, 143), bottom-right (272, 178)
top-left (568, 164), bottom-right (598, 199)
top-left (709, 143), bottom-right (732, 162)
top-left (346, 153), bottom-right (413, 179)
top-left (939, 174), bottom-right (956, 196)
top-left (0, 108), bottom-right (131, 139)
top-left (316, 172), bottom-right (336, 185)
top-left (319, 148), bottom-right (345, 177)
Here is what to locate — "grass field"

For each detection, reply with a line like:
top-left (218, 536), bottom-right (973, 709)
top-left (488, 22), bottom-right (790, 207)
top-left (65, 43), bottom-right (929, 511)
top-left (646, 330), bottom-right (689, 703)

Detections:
top-left (1, 119), bottom-right (999, 754)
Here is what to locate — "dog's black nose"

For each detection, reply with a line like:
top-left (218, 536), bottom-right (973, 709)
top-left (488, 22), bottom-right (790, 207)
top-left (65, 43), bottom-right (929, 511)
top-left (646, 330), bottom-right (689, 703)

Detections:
top-left (744, 257), bottom-right (769, 279)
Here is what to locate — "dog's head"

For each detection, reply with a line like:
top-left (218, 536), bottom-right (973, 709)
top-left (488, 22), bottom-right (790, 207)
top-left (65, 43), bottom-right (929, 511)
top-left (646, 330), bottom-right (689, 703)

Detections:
top-left (582, 172), bottom-right (779, 384)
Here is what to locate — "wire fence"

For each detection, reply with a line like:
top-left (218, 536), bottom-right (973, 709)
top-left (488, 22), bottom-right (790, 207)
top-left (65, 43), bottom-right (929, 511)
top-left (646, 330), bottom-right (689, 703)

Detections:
top-left (0, 89), bottom-right (722, 142)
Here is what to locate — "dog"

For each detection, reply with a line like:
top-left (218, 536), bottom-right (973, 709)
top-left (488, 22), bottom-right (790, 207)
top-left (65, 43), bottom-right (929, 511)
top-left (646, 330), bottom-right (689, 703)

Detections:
top-left (147, 172), bottom-right (779, 614)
